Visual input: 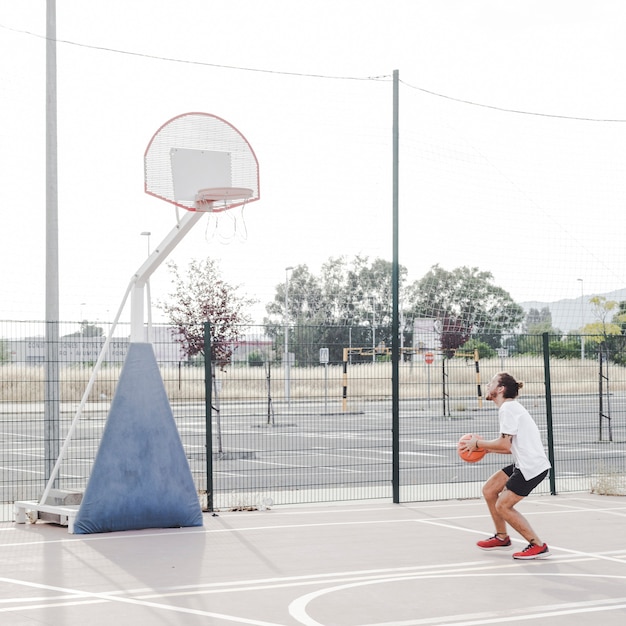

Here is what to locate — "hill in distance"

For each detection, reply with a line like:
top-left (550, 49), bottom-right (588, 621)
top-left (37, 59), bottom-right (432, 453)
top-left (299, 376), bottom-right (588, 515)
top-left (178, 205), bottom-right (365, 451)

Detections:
top-left (520, 287), bottom-right (626, 334)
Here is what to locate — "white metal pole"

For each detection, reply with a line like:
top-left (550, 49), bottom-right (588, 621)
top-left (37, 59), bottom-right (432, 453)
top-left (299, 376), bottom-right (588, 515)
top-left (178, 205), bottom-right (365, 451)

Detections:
top-left (130, 211), bottom-right (203, 342)
top-left (141, 232), bottom-right (152, 342)
top-left (45, 0), bottom-right (60, 483)
top-left (40, 280), bottom-right (134, 505)
top-left (578, 278), bottom-right (585, 360)
top-left (372, 297), bottom-right (376, 363)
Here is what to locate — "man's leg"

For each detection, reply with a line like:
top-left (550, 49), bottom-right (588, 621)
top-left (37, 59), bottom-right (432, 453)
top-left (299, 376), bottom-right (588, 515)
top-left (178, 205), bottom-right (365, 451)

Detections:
top-left (482, 469), bottom-right (510, 536)
top-left (495, 488), bottom-right (543, 545)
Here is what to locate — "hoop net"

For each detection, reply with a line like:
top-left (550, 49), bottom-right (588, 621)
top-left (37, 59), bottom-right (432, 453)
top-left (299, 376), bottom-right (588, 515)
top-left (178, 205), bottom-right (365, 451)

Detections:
top-left (144, 112), bottom-right (260, 213)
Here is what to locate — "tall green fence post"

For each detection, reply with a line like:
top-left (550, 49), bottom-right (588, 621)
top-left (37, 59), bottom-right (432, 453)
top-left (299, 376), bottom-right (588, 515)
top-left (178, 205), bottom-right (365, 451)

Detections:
top-left (542, 332), bottom-right (557, 495)
top-left (204, 322), bottom-right (214, 512)
top-left (391, 69), bottom-right (400, 503)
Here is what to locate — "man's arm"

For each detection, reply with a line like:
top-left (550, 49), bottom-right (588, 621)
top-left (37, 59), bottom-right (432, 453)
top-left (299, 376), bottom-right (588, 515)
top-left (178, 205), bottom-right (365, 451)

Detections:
top-left (462, 433), bottom-right (513, 454)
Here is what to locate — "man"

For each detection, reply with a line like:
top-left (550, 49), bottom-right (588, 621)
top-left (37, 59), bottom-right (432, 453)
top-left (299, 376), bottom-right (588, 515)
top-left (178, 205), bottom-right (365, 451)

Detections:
top-left (460, 372), bottom-right (551, 560)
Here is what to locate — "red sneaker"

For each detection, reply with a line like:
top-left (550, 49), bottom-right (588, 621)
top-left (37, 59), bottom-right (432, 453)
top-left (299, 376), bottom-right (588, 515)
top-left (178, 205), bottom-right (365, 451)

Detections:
top-left (477, 534), bottom-right (512, 550)
top-left (513, 543), bottom-right (550, 560)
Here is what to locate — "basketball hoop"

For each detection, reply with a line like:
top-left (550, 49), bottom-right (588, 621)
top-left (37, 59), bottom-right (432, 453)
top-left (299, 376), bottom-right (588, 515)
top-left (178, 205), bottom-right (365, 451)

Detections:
top-left (194, 187), bottom-right (253, 212)
top-left (144, 112), bottom-right (260, 214)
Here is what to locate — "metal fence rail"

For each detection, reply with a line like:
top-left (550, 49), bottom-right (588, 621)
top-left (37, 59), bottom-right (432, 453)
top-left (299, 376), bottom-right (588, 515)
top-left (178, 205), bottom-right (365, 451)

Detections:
top-left (1, 321), bottom-right (625, 521)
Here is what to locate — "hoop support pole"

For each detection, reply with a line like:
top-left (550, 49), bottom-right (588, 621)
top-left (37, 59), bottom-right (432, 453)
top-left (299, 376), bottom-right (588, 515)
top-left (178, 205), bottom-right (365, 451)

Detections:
top-left (130, 210), bottom-right (204, 341)
top-left (39, 279), bottom-right (134, 506)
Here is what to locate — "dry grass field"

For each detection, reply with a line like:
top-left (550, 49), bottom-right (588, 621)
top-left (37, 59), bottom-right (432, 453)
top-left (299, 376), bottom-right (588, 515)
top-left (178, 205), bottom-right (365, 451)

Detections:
top-left (1, 356), bottom-right (624, 403)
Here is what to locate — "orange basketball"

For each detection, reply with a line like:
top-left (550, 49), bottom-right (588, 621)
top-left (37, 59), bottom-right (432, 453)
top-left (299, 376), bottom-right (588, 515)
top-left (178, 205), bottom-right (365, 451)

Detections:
top-left (457, 433), bottom-right (487, 463)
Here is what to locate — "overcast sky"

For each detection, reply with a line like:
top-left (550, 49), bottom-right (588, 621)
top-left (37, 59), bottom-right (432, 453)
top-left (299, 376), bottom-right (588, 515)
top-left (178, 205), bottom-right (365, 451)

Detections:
top-left (2, 1), bottom-right (626, 331)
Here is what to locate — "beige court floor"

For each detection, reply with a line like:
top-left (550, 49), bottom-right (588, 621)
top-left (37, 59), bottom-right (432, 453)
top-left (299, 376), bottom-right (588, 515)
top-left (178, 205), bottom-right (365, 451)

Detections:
top-left (1, 492), bottom-right (625, 625)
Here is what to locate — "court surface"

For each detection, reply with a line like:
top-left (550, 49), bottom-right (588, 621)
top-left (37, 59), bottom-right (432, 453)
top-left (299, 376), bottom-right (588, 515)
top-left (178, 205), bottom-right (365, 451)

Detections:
top-left (1, 492), bottom-right (625, 625)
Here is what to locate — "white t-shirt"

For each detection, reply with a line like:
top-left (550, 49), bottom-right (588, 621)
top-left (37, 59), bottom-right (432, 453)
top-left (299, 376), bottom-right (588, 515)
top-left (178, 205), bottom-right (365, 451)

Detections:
top-left (499, 400), bottom-right (551, 480)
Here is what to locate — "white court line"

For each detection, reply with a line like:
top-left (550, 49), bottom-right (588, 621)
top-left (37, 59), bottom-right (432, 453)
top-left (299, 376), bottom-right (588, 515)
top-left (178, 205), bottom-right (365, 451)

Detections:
top-left (243, 459), bottom-right (310, 469)
top-left (0, 519), bottom-right (419, 549)
top-left (0, 599), bottom-right (106, 613)
top-left (7, 452), bottom-right (44, 459)
top-left (289, 572), bottom-right (626, 626)
top-left (136, 556), bottom-right (608, 601)
top-left (0, 432), bottom-right (42, 440)
top-left (0, 466), bottom-right (44, 476)
top-left (400, 451), bottom-right (448, 458)
top-left (0, 593), bottom-right (93, 604)
top-left (2, 499), bottom-right (625, 549)
top-left (359, 596), bottom-right (626, 626)
top-left (0, 577), bottom-right (287, 626)
top-left (416, 518), bottom-right (626, 565)
top-left (403, 505), bottom-right (626, 523)
top-left (544, 499), bottom-right (626, 517)
top-left (135, 561), bottom-right (500, 599)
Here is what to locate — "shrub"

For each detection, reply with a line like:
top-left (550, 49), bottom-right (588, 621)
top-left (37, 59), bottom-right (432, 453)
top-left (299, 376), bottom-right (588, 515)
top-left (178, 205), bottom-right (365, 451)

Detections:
top-left (459, 339), bottom-right (496, 360)
top-left (248, 351), bottom-right (265, 367)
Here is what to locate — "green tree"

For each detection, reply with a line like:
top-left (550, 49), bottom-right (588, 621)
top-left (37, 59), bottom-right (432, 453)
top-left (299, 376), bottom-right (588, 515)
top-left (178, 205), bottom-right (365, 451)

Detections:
top-left (514, 307), bottom-right (563, 355)
top-left (524, 307), bottom-right (561, 334)
top-left (611, 301), bottom-right (626, 365)
top-left (0, 340), bottom-right (9, 363)
top-left (247, 351), bottom-right (265, 367)
top-left (158, 258), bottom-right (255, 369)
top-left (405, 265), bottom-right (524, 351)
top-left (459, 338), bottom-right (496, 359)
top-left (264, 256), bottom-right (408, 364)
top-left (582, 296), bottom-right (626, 363)
top-left (64, 321), bottom-right (104, 338)
top-left (549, 337), bottom-right (584, 359)
top-left (612, 300), bottom-right (626, 334)
top-left (589, 296), bottom-right (619, 333)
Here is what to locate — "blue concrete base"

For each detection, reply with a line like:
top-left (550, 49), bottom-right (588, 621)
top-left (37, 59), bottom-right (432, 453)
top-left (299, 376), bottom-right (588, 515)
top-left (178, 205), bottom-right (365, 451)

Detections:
top-left (73, 343), bottom-right (203, 534)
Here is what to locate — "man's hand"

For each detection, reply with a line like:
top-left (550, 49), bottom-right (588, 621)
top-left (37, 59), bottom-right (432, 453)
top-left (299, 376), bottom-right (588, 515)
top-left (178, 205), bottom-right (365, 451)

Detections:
top-left (459, 435), bottom-right (480, 452)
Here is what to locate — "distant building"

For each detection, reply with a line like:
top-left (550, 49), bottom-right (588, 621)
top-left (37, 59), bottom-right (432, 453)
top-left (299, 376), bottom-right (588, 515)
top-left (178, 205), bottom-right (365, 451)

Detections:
top-left (228, 334), bottom-right (273, 364)
top-left (7, 328), bottom-right (272, 366)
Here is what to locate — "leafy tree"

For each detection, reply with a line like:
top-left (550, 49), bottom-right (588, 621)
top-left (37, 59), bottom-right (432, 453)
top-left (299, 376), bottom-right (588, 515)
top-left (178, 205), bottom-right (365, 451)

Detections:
top-left (610, 301), bottom-right (626, 365)
top-left (405, 265), bottom-right (524, 351)
top-left (583, 321), bottom-right (622, 340)
top-left (158, 258), bottom-right (254, 369)
top-left (612, 300), bottom-right (626, 334)
top-left (514, 334), bottom-right (544, 355)
top-left (524, 307), bottom-right (551, 331)
top-left (581, 296), bottom-right (626, 364)
top-left (523, 307), bottom-right (561, 335)
top-left (264, 256), bottom-right (408, 364)
top-left (513, 307), bottom-right (563, 355)
top-left (549, 337), bottom-right (581, 359)
top-left (438, 317), bottom-right (472, 358)
top-left (247, 351), bottom-right (265, 367)
top-left (589, 296), bottom-right (619, 333)
top-left (64, 321), bottom-right (104, 338)
top-left (459, 338), bottom-right (496, 360)
top-left (0, 340), bottom-right (9, 363)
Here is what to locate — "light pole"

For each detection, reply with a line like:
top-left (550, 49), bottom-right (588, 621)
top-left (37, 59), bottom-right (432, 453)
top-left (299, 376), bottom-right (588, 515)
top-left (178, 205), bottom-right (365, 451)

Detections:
top-left (370, 296), bottom-right (376, 363)
top-left (284, 266), bottom-right (294, 406)
top-left (140, 231), bottom-right (151, 256)
top-left (577, 278), bottom-right (585, 360)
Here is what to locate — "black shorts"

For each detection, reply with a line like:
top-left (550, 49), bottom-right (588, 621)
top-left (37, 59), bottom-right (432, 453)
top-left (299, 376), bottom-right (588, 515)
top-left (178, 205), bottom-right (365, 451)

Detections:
top-left (502, 464), bottom-right (549, 497)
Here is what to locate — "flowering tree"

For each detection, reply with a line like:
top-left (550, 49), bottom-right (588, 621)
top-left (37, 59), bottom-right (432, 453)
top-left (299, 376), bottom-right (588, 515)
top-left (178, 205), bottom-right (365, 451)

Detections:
top-left (437, 316), bottom-right (472, 358)
top-left (158, 258), bottom-right (255, 369)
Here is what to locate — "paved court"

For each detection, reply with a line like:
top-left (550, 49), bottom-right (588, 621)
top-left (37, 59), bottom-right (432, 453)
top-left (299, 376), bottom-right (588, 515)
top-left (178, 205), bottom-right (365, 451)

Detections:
top-left (1, 492), bottom-right (625, 625)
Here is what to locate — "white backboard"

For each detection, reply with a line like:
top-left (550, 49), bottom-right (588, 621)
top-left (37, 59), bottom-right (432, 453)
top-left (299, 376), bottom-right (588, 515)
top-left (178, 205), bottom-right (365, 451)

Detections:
top-left (170, 148), bottom-right (232, 201)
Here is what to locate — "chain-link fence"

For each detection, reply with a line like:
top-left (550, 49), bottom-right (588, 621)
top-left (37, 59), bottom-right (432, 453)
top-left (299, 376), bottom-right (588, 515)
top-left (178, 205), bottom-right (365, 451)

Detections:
top-left (1, 321), bottom-right (625, 520)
